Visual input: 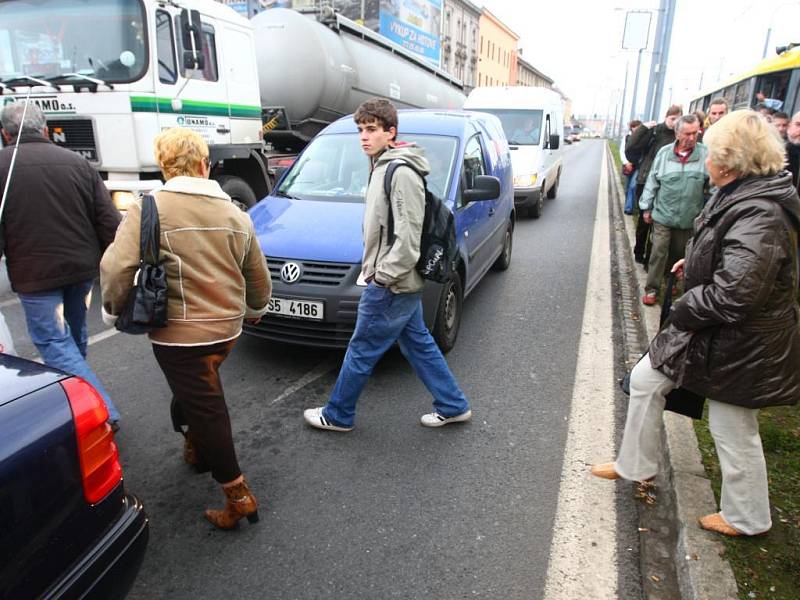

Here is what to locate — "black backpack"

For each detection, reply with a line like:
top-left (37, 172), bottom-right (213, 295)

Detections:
top-left (383, 159), bottom-right (457, 283)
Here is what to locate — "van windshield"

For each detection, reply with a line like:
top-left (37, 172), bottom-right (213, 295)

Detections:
top-left (471, 109), bottom-right (543, 146)
top-left (277, 134), bottom-right (459, 203)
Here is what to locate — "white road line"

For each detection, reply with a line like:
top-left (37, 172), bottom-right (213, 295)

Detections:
top-left (543, 145), bottom-right (618, 599)
top-left (88, 327), bottom-right (120, 346)
top-left (0, 296), bottom-right (20, 309)
top-left (270, 356), bottom-right (339, 404)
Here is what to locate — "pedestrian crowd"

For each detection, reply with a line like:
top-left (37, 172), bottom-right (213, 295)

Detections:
top-left (612, 100), bottom-right (800, 536)
top-left (0, 98), bottom-right (470, 531)
top-left (1, 93), bottom-right (799, 540)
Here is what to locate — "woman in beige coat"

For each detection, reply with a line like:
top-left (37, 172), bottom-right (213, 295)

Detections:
top-left (101, 128), bottom-right (271, 529)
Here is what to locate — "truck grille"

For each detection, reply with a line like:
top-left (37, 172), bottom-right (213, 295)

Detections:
top-left (267, 258), bottom-right (353, 286)
top-left (46, 118), bottom-right (98, 163)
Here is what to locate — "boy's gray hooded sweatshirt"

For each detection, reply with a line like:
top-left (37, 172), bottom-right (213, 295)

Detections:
top-left (361, 143), bottom-right (430, 294)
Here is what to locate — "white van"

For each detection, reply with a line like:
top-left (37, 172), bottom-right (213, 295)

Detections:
top-left (464, 87), bottom-right (564, 218)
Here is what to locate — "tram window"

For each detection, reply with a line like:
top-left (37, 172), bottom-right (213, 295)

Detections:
top-left (734, 80), bottom-right (752, 108)
top-left (723, 85), bottom-right (736, 107)
top-left (756, 71), bottom-right (791, 109)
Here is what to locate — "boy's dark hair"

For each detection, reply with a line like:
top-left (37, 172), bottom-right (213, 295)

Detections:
top-left (665, 104), bottom-right (683, 118)
top-left (354, 98), bottom-right (398, 139)
top-left (773, 111), bottom-right (789, 120)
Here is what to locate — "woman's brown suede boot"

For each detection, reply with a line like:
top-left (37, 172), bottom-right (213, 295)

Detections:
top-left (204, 479), bottom-right (259, 530)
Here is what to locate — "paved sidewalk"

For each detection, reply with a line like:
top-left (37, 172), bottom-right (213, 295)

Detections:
top-left (608, 156), bottom-right (740, 600)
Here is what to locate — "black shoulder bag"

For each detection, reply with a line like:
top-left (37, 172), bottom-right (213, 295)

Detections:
top-left (115, 194), bottom-right (168, 334)
top-left (620, 272), bottom-right (706, 419)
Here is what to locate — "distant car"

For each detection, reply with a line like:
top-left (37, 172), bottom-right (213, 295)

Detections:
top-left (0, 354), bottom-right (148, 599)
top-left (570, 128), bottom-right (581, 142)
top-left (246, 109), bottom-right (515, 352)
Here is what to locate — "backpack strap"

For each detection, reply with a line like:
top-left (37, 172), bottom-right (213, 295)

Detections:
top-left (383, 159), bottom-right (425, 243)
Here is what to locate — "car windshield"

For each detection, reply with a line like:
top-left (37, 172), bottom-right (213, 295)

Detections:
top-left (277, 133), bottom-right (459, 203)
top-left (0, 0), bottom-right (147, 84)
top-left (470, 109), bottom-right (543, 146)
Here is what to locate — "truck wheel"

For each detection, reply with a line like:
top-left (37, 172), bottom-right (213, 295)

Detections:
top-left (530, 189), bottom-right (544, 219)
top-left (216, 175), bottom-right (258, 211)
top-left (491, 221), bottom-right (513, 271)
top-left (547, 172), bottom-right (560, 199)
top-left (432, 271), bottom-right (463, 353)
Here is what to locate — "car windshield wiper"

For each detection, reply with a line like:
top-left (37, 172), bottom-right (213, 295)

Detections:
top-left (274, 190), bottom-right (300, 200)
top-left (0, 75), bottom-right (59, 90)
top-left (46, 72), bottom-right (113, 90)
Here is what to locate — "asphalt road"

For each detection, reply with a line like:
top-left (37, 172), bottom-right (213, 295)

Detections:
top-left (1, 139), bottom-right (644, 599)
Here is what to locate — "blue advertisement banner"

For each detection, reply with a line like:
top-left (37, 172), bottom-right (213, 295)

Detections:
top-left (379, 0), bottom-right (441, 65)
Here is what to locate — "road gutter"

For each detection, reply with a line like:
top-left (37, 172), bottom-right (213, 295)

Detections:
top-left (606, 148), bottom-right (739, 600)
top-left (543, 144), bottom-right (619, 600)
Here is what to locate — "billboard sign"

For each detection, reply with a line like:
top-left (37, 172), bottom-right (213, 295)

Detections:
top-left (379, 0), bottom-right (441, 65)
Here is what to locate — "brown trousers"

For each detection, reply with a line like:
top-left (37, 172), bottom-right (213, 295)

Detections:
top-left (152, 339), bottom-right (241, 484)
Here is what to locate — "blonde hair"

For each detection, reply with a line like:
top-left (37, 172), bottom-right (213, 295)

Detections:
top-left (153, 127), bottom-right (209, 179)
top-left (703, 110), bottom-right (785, 177)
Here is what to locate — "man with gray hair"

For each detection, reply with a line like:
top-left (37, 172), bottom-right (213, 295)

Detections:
top-left (639, 113), bottom-right (709, 305)
top-left (0, 101), bottom-right (122, 426)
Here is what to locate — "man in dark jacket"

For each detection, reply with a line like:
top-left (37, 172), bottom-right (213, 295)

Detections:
top-left (0, 102), bottom-right (122, 425)
top-left (625, 104), bottom-right (683, 265)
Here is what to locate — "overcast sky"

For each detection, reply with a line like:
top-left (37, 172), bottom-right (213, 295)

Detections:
top-left (480, 0), bottom-right (800, 121)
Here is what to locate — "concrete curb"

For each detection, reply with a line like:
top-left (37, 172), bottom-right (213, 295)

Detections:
top-left (607, 158), bottom-right (739, 600)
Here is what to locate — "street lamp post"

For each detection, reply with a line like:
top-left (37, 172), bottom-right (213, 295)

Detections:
top-left (630, 48), bottom-right (645, 123)
top-left (620, 10), bottom-right (652, 122)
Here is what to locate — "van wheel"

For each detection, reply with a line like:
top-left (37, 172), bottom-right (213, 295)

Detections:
top-left (547, 172), bottom-right (560, 199)
top-left (432, 271), bottom-right (463, 353)
top-left (530, 189), bottom-right (544, 219)
top-left (491, 221), bottom-right (513, 271)
top-left (216, 175), bottom-right (257, 211)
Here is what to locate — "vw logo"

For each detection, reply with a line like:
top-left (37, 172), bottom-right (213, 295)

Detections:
top-left (280, 262), bottom-right (302, 284)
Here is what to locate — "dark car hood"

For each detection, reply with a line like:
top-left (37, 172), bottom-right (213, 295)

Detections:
top-left (0, 354), bottom-right (67, 408)
top-left (249, 195), bottom-right (365, 263)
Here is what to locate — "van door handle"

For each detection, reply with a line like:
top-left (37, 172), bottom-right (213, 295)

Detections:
top-left (488, 207), bottom-right (495, 216)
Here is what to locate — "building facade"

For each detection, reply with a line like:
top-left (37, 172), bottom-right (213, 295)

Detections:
top-left (476, 9), bottom-right (518, 87)
top-left (440, 0), bottom-right (481, 91)
top-left (516, 53), bottom-right (553, 89)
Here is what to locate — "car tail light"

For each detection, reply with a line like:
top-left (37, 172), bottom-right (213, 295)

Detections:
top-left (62, 377), bottom-right (123, 504)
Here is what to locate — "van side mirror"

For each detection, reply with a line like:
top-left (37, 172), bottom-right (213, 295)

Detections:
top-left (180, 9), bottom-right (205, 71)
top-left (548, 134), bottom-right (560, 150)
top-left (463, 175), bottom-right (501, 203)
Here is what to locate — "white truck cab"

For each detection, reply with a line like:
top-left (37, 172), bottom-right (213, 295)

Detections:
top-left (464, 86), bottom-right (564, 218)
top-left (0, 0), bottom-right (267, 210)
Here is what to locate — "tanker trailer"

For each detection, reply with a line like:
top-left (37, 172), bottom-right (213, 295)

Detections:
top-left (252, 7), bottom-right (466, 152)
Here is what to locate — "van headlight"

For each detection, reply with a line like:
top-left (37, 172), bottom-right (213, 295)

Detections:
top-left (111, 191), bottom-right (137, 212)
top-left (513, 173), bottom-right (538, 188)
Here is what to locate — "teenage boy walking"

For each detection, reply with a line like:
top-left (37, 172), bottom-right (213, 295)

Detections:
top-left (303, 98), bottom-right (471, 432)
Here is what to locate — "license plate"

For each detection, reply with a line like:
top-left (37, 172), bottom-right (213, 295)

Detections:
top-left (267, 297), bottom-right (324, 321)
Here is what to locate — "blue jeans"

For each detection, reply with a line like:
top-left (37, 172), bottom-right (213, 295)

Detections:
top-left (323, 283), bottom-right (469, 428)
top-left (625, 170), bottom-right (638, 214)
top-left (18, 280), bottom-right (120, 422)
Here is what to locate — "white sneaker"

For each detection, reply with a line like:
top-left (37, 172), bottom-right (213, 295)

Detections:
top-left (303, 407), bottom-right (353, 432)
top-left (420, 409), bottom-right (472, 428)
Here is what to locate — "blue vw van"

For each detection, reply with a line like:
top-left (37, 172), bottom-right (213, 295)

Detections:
top-left (245, 109), bottom-right (515, 352)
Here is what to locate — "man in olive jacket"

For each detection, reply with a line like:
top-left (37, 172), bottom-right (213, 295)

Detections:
top-left (625, 105), bottom-right (683, 264)
top-left (639, 114), bottom-right (708, 305)
top-left (0, 102), bottom-right (122, 424)
top-left (303, 98), bottom-right (470, 432)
